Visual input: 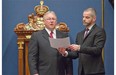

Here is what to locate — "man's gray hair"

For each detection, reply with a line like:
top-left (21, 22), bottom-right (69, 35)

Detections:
top-left (43, 11), bottom-right (57, 20)
top-left (84, 8), bottom-right (96, 17)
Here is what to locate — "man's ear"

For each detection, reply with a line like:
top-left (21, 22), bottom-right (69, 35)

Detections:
top-left (93, 16), bottom-right (96, 22)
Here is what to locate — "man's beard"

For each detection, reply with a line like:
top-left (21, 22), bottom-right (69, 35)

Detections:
top-left (83, 22), bottom-right (90, 26)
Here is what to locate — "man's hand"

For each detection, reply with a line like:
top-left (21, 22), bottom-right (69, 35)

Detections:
top-left (68, 44), bottom-right (80, 51)
top-left (57, 47), bottom-right (67, 56)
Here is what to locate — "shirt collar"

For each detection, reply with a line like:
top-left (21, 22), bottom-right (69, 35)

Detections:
top-left (45, 28), bottom-right (56, 36)
top-left (87, 24), bottom-right (95, 31)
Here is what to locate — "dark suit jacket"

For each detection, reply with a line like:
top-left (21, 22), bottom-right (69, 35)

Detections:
top-left (28, 29), bottom-right (73, 75)
top-left (68, 25), bottom-right (106, 75)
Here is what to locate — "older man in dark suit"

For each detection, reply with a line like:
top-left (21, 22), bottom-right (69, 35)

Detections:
top-left (58, 8), bottom-right (106, 75)
top-left (28, 11), bottom-right (73, 75)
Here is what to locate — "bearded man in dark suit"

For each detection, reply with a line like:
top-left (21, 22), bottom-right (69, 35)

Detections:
top-left (28, 11), bottom-right (73, 75)
top-left (58, 8), bottom-right (106, 75)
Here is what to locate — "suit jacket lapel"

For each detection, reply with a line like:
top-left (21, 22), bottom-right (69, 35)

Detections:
top-left (42, 29), bottom-right (50, 41)
top-left (81, 30), bottom-right (85, 44)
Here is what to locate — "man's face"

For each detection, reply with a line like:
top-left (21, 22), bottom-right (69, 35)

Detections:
top-left (83, 11), bottom-right (95, 27)
top-left (44, 13), bottom-right (57, 31)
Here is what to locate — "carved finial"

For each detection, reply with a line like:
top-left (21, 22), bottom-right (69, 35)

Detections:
top-left (34, 0), bottom-right (49, 16)
top-left (40, 0), bottom-right (44, 6)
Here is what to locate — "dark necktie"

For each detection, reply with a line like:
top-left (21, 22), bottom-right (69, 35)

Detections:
top-left (50, 31), bottom-right (53, 38)
top-left (84, 28), bottom-right (89, 38)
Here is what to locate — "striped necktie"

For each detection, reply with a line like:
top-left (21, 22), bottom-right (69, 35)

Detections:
top-left (50, 31), bottom-right (53, 38)
top-left (84, 28), bottom-right (89, 38)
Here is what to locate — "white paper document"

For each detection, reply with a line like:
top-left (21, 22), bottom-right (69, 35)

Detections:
top-left (49, 37), bottom-right (70, 48)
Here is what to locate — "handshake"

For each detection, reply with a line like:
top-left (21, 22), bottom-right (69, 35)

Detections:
top-left (57, 44), bottom-right (80, 56)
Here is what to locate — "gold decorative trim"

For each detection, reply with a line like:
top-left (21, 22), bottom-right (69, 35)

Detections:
top-left (25, 35), bottom-right (31, 39)
top-left (17, 42), bottom-right (24, 49)
top-left (102, 0), bottom-right (104, 28)
top-left (101, 0), bottom-right (104, 61)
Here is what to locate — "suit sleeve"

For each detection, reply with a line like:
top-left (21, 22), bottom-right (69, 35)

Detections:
top-left (79, 29), bottom-right (106, 56)
top-left (67, 50), bottom-right (79, 59)
top-left (28, 32), bottom-right (39, 75)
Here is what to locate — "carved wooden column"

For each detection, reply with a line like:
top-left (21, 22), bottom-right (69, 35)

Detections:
top-left (17, 40), bottom-right (24, 75)
top-left (25, 40), bottom-right (30, 75)
top-left (14, 29), bottom-right (35, 75)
